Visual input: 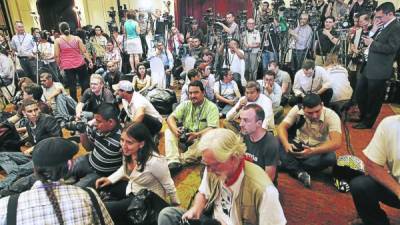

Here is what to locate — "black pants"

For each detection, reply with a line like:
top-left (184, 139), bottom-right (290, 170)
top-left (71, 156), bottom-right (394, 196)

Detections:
top-left (288, 88), bottom-right (333, 107)
top-left (64, 64), bottom-right (89, 101)
top-left (350, 175), bottom-right (400, 225)
top-left (18, 57), bottom-right (37, 83)
top-left (105, 197), bottom-right (132, 225)
top-left (355, 73), bottom-right (386, 127)
top-left (142, 114), bottom-right (162, 136)
top-left (292, 49), bottom-right (307, 73)
top-left (140, 34), bottom-right (148, 58)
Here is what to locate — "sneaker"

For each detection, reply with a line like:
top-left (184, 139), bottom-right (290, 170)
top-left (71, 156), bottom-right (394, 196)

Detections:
top-left (297, 171), bottom-right (311, 188)
top-left (348, 218), bottom-right (364, 225)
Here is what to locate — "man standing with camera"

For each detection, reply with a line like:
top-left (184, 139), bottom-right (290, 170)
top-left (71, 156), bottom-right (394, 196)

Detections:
top-left (185, 20), bottom-right (204, 45)
top-left (242, 18), bottom-right (261, 81)
top-left (215, 12), bottom-right (240, 40)
top-left (288, 13), bottom-right (313, 73)
top-left (165, 80), bottom-right (219, 173)
top-left (277, 93), bottom-right (342, 188)
top-left (353, 2), bottom-right (400, 129)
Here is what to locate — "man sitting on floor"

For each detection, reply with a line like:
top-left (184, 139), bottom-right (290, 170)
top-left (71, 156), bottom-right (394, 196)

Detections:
top-left (349, 115), bottom-right (400, 225)
top-left (158, 128), bottom-right (287, 225)
top-left (165, 80), bottom-right (219, 173)
top-left (225, 81), bottom-right (274, 132)
top-left (0, 99), bottom-right (61, 194)
top-left (240, 104), bottom-right (280, 182)
top-left (278, 93), bottom-right (342, 188)
top-left (115, 80), bottom-right (163, 137)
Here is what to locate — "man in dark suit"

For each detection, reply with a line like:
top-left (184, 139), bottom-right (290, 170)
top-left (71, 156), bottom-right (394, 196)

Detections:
top-left (353, 2), bottom-right (400, 129)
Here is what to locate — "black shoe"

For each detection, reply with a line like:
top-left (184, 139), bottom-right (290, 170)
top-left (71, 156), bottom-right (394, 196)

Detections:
top-left (297, 171), bottom-right (311, 188)
top-left (352, 123), bottom-right (372, 129)
top-left (168, 162), bottom-right (183, 176)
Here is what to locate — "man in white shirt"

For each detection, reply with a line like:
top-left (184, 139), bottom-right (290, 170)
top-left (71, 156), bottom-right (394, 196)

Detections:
top-left (0, 49), bottom-right (14, 86)
top-left (221, 39), bottom-right (246, 92)
top-left (115, 80), bottom-right (163, 136)
top-left (158, 128), bottom-right (287, 225)
top-left (291, 59), bottom-right (332, 107)
top-left (258, 70), bottom-right (284, 123)
top-left (268, 61), bottom-right (292, 106)
top-left (225, 81), bottom-right (274, 132)
top-left (349, 115), bottom-right (400, 225)
top-left (242, 18), bottom-right (261, 81)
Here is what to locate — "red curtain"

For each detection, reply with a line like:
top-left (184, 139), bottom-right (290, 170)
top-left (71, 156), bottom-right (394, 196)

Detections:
top-left (174, 0), bottom-right (253, 32)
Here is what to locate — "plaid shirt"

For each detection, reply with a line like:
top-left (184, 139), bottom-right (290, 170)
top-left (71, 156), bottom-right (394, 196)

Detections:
top-left (0, 181), bottom-right (114, 225)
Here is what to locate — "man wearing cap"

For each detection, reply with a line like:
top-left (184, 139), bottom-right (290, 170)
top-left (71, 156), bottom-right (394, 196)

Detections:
top-left (115, 80), bottom-right (163, 136)
top-left (158, 128), bottom-right (286, 225)
top-left (0, 137), bottom-right (114, 224)
top-left (71, 103), bottom-right (122, 188)
top-left (75, 74), bottom-right (114, 121)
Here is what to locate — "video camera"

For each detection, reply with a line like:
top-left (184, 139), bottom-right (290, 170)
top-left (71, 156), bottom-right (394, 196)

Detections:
top-left (108, 7), bottom-right (116, 19)
top-left (178, 126), bottom-right (194, 152)
top-left (184, 16), bottom-right (195, 25)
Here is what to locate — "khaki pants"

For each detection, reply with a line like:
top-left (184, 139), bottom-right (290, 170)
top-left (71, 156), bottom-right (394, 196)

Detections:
top-left (164, 128), bottom-right (202, 165)
top-left (315, 55), bottom-right (325, 66)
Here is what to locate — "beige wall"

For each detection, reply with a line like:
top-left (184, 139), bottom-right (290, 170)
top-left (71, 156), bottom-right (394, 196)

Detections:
top-left (6, 0), bottom-right (38, 33)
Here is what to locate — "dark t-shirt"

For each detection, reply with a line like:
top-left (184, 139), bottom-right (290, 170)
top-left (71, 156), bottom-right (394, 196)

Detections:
top-left (316, 29), bottom-right (338, 56)
top-left (80, 88), bottom-right (114, 112)
top-left (244, 132), bottom-right (279, 170)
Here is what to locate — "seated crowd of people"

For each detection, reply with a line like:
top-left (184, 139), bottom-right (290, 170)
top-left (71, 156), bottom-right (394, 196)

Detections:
top-left (0, 1), bottom-right (399, 225)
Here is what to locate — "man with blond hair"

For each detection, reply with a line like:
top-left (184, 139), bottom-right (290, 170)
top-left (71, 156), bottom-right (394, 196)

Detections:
top-left (158, 128), bottom-right (286, 225)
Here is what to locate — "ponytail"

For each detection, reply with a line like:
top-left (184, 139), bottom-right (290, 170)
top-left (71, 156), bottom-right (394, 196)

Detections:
top-left (59, 22), bottom-right (70, 36)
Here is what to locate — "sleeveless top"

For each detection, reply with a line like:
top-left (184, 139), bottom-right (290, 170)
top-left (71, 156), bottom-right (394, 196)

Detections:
top-left (59, 36), bottom-right (85, 70)
top-left (125, 20), bottom-right (139, 40)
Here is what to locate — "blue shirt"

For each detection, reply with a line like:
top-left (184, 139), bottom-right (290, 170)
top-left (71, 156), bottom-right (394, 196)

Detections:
top-left (124, 20), bottom-right (139, 39)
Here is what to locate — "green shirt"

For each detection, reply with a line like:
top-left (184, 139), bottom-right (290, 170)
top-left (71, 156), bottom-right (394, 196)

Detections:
top-left (173, 99), bottom-right (219, 132)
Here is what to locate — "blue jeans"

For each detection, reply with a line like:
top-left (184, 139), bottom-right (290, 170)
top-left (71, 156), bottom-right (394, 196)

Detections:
top-left (0, 152), bottom-right (33, 190)
top-left (262, 50), bottom-right (276, 71)
top-left (279, 143), bottom-right (337, 176)
top-left (71, 154), bottom-right (101, 188)
top-left (158, 207), bottom-right (212, 225)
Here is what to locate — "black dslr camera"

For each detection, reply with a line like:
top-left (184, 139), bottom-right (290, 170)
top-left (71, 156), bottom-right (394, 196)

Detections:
top-left (290, 140), bottom-right (308, 152)
top-left (178, 127), bottom-right (194, 151)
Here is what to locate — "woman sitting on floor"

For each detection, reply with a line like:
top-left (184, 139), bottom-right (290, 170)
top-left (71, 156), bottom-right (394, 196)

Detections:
top-left (95, 122), bottom-right (180, 225)
top-left (132, 63), bottom-right (151, 94)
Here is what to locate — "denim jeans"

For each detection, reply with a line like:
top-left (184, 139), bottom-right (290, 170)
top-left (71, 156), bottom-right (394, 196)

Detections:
top-left (0, 152), bottom-right (33, 190)
top-left (158, 207), bottom-right (212, 225)
top-left (262, 50), bottom-right (276, 71)
top-left (279, 143), bottom-right (337, 176)
top-left (71, 154), bottom-right (101, 188)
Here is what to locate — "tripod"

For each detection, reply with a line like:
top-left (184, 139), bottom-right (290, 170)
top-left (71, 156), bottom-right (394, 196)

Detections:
top-left (331, 28), bottom-right (349, 66)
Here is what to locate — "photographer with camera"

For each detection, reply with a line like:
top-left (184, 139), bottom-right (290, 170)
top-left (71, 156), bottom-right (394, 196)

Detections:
top-left (165, 80), bottom-right (219, 173)
top-left (185, 19), bottom-right (205, 44)
top-left (314, 16), bottom-right (339, 66)
top-left (288, 13), bottom-right (313, 73)
top-left (75, 74), bottom-right (114, 121)
top-left (0, 99), bottom-right (61, 193)
top-left (242, 18), bottom-right (261, 81)
top-left (291, 59), bottom-right (332, 107)
top-left (71, 103), bottom-right (122, 188)
top-left (278, 93), bottom-right (341, 188)
top-left (159, 128), bottom-right (286, 225)
top-left (215, 12), bottom-right (240, 41)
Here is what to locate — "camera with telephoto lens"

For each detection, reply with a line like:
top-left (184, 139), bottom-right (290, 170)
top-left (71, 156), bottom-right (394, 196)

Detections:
top-left (62, 112), bottom-right (93, 133)
top-left (184, 16), bottom-right (194, 25)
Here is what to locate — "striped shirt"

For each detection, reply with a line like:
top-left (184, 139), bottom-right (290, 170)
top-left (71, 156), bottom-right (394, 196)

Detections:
top-left (0, 181), bottom-right (114, 225)
top-left (87, 126), bottom-right (122, 174)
